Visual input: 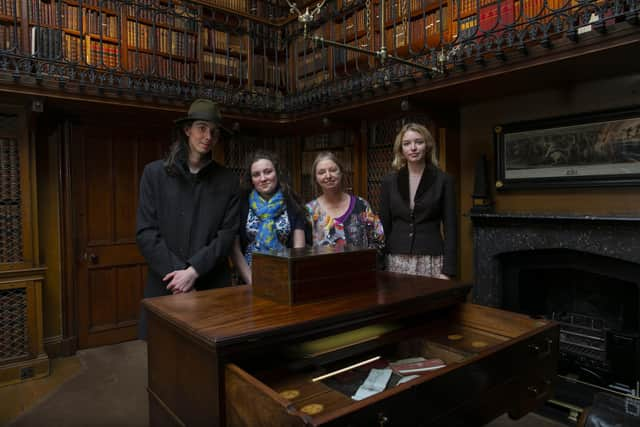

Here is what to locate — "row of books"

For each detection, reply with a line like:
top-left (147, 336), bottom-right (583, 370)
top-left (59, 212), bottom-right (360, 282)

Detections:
top-left (60, 6), bottom-right (120, 39)
top-left (253, 55), bottom-right (286, 87)
top-left (202, 29), bottom-right (245, 53)
top-left (478, 0), bottom-right (514, 34)
top-left (127, 51), bottom-right (196, 81)
top-left (383, 0), bottom-right (409, 24)
top-left (251, 23), bottom-right (281, 50)
top-left (155, 27), bottom-right (197, 58)
top-left (31, 26), bottom-right (63, 59)
top-left (62, 33), bottom-right (82, 62)
top-left (452, 14), bottom-right (477, 40)
top-left (294, 27), bottom-right (322, 54)
top-left (334, 39), bottom-right (371, 66)
top-left (124, 3), bottom-right (198, 32)
top-left (28, 0), bottom-right (59, 26)
top-left (410, 0), bottom-right (447, 13)
top-left (202, 51), bottom-right (248, 79)
top-left (71, 0), bottom-right (120, 11)
top-left (126, 21), bottom-right (197, 59)
top-left (296, 70), bottom-right (329, 91)
top-left (247, 0), bottom-right (289, 18)
top-left (86, 37), bottom-right (119, 67)
top-left (0, 24), bottom-right (18, 51)
top-left (451, 0), bottom-right (483, 17)
top-left (0, 0), bottom-right (20, 17)
top-left (334, 8), bottom-right (367, 41)
top-left (297, 50), bottom-right (325, 76)
top-left (210, 0), bottom-right (252, 14)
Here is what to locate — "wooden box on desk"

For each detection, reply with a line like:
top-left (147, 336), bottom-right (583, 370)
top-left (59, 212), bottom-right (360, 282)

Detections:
top-left (252, 246), bottom-right (377, 305)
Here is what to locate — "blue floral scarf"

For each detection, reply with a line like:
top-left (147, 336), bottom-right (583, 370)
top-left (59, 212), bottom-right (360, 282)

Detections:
top-left (246, 190), bottom-right (286, 263)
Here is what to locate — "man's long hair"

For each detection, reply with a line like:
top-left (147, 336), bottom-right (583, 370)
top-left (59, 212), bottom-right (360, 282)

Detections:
top-left (164, 122), bottom-right (192, 176)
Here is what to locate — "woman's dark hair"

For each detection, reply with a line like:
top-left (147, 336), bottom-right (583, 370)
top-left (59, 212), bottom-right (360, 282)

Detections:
top-left (241, 150), bottom-right (303, 210)
top-left (163, 121), bottom-right (193, 176)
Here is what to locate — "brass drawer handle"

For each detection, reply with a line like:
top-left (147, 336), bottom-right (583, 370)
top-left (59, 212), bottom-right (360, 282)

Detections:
top-left (528, 379), bottom-right (552, 398)
top-left (528, 338), bottom-right (553, 358)
top-left (378, 413), bottom-right (389, 426)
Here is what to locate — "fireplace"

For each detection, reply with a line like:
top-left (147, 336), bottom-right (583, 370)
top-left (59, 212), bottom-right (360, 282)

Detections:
top-left (471, 212), bottom-right (640, 409)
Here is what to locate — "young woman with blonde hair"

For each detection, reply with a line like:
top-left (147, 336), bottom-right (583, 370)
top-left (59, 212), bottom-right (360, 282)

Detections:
top-left (379, 123), bottom-right (457, 279)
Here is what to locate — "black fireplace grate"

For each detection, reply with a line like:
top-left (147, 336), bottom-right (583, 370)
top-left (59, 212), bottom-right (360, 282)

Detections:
top-left (551, 312), bottom-right (613, 366)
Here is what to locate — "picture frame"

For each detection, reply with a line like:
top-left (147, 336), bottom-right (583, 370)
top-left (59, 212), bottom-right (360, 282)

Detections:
top-left (494, 107), bottom-right (640, 190)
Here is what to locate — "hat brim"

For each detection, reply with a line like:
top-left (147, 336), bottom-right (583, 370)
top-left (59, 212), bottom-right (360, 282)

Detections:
top-left (174, 117), bottom-right (233, 135)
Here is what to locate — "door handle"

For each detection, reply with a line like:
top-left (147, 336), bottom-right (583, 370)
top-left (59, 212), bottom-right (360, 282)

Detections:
top-left (83, 252), bottom-right (99, 264)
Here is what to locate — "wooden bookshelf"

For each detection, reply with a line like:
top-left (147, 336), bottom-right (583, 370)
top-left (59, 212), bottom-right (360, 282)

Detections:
top-left (2, 0), bottom-right (585, 94)
top-left (0, 0), bottom-right (20, 52)
top-left (10, 0), bottom-right (292, 85)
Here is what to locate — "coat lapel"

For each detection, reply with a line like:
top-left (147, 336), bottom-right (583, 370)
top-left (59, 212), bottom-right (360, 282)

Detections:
top-left (414, 164), bottom-right (436, 202)
top-left (396, 165), bottom-right (436, 208)
top-left (396, 167), bottom-right (410, 207)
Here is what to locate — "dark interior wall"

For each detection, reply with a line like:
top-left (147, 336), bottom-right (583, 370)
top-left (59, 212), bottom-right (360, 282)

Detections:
top-left (459, 73), bottom-right (640, 283)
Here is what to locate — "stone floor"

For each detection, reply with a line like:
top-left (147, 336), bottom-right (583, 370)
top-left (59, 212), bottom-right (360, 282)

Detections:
top-left (3, 340), bottom-right (566, 427)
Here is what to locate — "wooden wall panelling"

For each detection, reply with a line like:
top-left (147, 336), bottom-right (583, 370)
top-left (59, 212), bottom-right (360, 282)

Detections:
top-left (0, 271), bottom-right (50, 387)
top-left (0, 106), bottom-right (36, 271)
top-left (359, 119), bottom-right (368, 199)
top-left (70, 119), bottom-right (166, 348)
top-left (458, 74), bottom-right (640, 283)
top-left (35, 111), bottom-right (66, 356)
top-left (60, 120), bottom-right (78, 355)
top-left (0, 102), bottom-right (49, 385)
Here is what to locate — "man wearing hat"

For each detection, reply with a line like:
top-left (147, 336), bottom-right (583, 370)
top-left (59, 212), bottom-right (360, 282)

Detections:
top-left (136, 99), bottom-right (239, 339)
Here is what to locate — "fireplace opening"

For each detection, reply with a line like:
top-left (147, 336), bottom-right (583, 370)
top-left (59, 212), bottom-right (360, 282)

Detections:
top-left (499, 249), bottom-right (640, 401)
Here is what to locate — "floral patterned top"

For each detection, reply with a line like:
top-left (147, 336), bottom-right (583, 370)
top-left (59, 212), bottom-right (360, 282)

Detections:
top-left (244, 206), bottom-right (291, 265)
top-left (305, 195), bottom-right (384, 249)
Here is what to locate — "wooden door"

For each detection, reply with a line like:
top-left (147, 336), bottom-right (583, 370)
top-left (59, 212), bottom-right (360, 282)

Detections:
top-left (71, 121), bottom-right (167, 348)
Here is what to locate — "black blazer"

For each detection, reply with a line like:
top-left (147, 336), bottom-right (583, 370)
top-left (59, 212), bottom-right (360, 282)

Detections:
top-left (379, 165), bottom-right (458, 277)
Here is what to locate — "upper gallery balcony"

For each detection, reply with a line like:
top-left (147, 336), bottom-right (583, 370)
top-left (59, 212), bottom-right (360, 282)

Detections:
top-left (0, 0), bottom-right (638, 115)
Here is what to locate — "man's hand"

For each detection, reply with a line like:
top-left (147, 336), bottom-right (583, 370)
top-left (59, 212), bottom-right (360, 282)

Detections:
top-left (436, 273), bottom-right (450, 280)
top-left (164, 266), bottom-right (199, 294)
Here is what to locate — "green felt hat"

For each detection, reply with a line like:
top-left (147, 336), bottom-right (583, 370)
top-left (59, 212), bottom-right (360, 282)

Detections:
top-left (175, 99), bottom-right (230, 134)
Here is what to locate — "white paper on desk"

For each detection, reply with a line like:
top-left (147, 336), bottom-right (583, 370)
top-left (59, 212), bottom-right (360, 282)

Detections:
top-left (352, 368), bottom-right (393, 401)
top-left (390, 357), bottom-right (426, 366)
top-left (397, 375), bottom-right (420, 385)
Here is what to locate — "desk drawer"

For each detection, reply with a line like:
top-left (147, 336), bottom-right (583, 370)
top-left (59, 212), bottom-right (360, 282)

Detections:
top-left (224, 304), bottom-right (559, 427)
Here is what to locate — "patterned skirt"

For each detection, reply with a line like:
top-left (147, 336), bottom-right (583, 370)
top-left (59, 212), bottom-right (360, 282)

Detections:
top-left (386, 254), bottom-right (444, 278)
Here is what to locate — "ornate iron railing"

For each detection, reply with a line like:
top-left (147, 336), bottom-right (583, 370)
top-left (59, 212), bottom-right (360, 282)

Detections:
top-left (0, 0), bottom-right (637, 113)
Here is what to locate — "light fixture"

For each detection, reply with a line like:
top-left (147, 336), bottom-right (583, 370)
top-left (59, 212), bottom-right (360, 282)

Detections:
top-left (285, 0), bottom-right (458, 74)
top-left (400, 97), bottom-right (410, 111)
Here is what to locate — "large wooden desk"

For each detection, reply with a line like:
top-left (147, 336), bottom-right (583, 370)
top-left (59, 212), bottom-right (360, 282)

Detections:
top-left (143, 272), bottom-right (558, 427)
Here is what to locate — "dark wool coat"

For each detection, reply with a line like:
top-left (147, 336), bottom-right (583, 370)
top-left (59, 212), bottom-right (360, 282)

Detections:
top-left (136, 155), bottom-right (239, 337)
top-left (379, 165), bottom-right (458, 277)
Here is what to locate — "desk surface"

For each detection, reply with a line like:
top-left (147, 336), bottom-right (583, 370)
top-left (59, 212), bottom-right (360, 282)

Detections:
top-left (142, 272), bottom-right (471, 349)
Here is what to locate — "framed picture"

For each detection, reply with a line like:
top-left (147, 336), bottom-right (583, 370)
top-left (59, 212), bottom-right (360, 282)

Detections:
top-left (494, 107), bottom-right (640, 190)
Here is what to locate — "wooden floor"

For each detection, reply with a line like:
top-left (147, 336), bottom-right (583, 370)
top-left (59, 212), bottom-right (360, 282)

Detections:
top-left (3, 340), bottom-right (567, 427)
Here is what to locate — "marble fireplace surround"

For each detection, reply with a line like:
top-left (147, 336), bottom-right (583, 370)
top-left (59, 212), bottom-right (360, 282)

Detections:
top-left (469, 212), bottom-right (640, 307)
